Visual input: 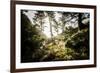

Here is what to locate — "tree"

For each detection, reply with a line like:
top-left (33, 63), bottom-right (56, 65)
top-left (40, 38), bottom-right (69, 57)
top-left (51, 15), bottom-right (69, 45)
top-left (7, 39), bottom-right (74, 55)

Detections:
top-left (21, 10), bottom-right (46, 62)
top-left (46, 11), bottom-right (55, 39)
top-left (77, 13), bottom-right (90, 31)
top-left (21, 10), bottom-right (34, 62)
top-left (60, 12), bottom-right (70, 32)
top-left (33, 11), bottom-right (46, 32)
top-left (52, 13), bottom-right (60, 35)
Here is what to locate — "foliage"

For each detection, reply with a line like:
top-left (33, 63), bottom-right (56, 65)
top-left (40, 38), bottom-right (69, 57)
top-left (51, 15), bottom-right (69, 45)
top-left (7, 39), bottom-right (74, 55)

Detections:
top-left (21, 11), bottom-right (46, 62)
top-left (21, 10), bottom-right (90, 62)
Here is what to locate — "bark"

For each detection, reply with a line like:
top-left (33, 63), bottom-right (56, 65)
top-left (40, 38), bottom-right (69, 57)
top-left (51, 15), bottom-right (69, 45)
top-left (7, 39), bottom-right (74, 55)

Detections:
top-left (78, 13), bottom-right (84, 30)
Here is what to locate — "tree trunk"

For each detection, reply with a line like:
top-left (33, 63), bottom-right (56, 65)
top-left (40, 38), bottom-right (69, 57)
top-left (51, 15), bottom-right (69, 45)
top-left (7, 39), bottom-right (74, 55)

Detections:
top-left (78, 13), bottom-right (84, 30)
top-left (40, 19), bottom-right (43, 32)
top-left (49, 17), bottom-right (53, 39)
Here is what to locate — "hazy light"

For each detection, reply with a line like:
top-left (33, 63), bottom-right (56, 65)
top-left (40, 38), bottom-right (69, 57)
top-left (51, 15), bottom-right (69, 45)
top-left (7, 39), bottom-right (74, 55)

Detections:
top-left (24, 10), bottom-right (63, 38)
top-left (23, 11), bottom-right (37, 24)
top-left (23, 10), bottom-right (78, 38)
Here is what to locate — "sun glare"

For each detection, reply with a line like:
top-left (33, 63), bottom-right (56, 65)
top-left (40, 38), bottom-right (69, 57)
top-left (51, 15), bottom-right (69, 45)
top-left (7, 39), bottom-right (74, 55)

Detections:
top-left (24, 10), bottom-right (63, 38)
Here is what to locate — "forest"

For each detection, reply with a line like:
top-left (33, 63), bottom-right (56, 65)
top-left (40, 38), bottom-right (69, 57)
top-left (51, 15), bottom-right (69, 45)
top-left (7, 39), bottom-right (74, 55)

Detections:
top-left (21, 10), bottom-right (90, 62)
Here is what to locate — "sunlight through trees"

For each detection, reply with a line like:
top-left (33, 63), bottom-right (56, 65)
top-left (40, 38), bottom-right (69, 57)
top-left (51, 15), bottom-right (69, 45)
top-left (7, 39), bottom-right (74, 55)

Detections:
top-left (21, 10), bottom-right (90, 62)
